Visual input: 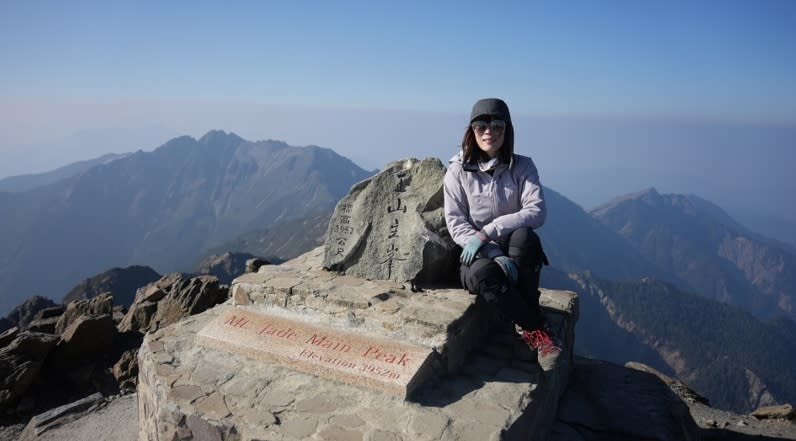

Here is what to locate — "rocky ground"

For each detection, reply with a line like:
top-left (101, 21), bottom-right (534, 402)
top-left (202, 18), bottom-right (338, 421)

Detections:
top-left (0, 394), bottom-right (136, 441)
top-left (690, 400), bottom-right (796, 440)
top-left (0, 423), bottom-right (23, 441)
top-left (2, 363), bottom-right (792, 441)
top-left (629, 361), bottom-right (796, 441)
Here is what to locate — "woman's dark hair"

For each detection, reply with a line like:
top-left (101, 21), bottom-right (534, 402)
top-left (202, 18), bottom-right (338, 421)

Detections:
top-left (461, 121), bottom-right (514, 164)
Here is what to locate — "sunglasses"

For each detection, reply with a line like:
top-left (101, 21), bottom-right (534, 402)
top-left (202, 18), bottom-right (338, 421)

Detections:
top-left (471, 119), bottom-right (506, 134)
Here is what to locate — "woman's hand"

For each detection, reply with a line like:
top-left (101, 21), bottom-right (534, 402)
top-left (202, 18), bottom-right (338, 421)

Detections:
top-left (493, 256), bottom-right (518, 285)
top-left (460, 233), bottom-right (487, 265)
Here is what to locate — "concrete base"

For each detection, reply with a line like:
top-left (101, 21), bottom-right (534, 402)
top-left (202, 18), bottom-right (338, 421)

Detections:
top-left (137, 287), bottom-right (576, 441)
top-left (137, 246), bottom-right (578, 440)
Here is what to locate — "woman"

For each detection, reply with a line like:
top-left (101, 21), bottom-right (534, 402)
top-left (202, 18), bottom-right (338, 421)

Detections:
top-left (443, 98), bottom-right (560, 371)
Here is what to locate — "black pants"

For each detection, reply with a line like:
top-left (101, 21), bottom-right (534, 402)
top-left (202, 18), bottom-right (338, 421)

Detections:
top-left (459, 228), bottom-right (548, 330)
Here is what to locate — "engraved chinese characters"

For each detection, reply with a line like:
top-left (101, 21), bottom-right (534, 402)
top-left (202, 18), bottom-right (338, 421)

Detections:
top-left (332, 203), bottom-right (354, 257)
top-left (322, 158), bottom-right (458, 284)
top-left (381, 171), bottom-right (409, 278)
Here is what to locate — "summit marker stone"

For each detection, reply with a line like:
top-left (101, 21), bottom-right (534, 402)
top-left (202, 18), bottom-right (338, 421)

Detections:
top-left (322, 157), bottom-right (457, 284)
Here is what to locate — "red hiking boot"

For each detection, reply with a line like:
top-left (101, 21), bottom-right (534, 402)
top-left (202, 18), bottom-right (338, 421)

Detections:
top-left (520, 328), bottom-right (561, 371)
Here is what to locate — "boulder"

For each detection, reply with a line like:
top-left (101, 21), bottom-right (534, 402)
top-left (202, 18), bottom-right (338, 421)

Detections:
top-left (0, 332), bottom-right (59, 411)
top-left (551, 357), bottom-right (701, 441)
top-left (323, 157), bottom-right (458, 285)
top-left (55, 293), bottom-right (114, 335)
top-left (25, 317), bottom-right (59, 334)
top-left (118, 273), bottom-right (228, 333)
top-left (196, 251), bottom-right (267, 284)
top-left (112, 305), bottom-right (126, 324)
top-left (17, 392), bottom-right (105, 441)
top-left (626, 361), bottom-right (710, 405)
top-left (31, 306), bottom-right (66, 321)
top-left (5, 296), bottom-right (57, 330)
top-left (0, 326), bottom-right (19, 348)
top-left (245, 257), bottom-right (270, 273)
top-left (26, 305), bottom-right (67, 334)
top-left (112, 349), bottom-right (139, 394)
top-left (751, 403), bottom-right (795, 420)
top-left (1, 331), bottom-right (59, 360)
top-left (52, 314), bottom-right (117, 366)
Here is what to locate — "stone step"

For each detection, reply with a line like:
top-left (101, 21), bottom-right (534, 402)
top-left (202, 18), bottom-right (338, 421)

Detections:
top-left (230, 253), bottom-right (487, 387)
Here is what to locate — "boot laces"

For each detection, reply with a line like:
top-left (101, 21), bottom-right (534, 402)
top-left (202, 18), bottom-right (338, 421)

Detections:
top-left (522, 329), bottom-right (561, 356)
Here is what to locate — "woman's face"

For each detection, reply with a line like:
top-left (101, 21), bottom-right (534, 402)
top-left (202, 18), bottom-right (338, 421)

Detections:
top-left (472, 119), bottom-right (505, 158)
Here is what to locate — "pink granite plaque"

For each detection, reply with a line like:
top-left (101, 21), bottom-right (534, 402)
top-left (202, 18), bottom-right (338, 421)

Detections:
top-left (197, 308), bottom-right (435, 397)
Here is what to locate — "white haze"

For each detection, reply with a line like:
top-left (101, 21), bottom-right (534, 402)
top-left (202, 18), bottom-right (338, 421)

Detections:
top-left (1, 98), bottom-right (794, 241)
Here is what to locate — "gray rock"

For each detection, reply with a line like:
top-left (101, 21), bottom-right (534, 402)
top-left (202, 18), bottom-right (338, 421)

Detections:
top-left (26, 317), bottom-right (59, 334)
top-left (55, 293), bottom-right (114, 335)
top-left (196, 251), bottom-right (268, 284)
top-left (0, 326), bottom-right (19, 348)
top-left (53, 314), bottom-right (117, 365)
top-left (32, 306), bottom-right (66, 321)
top-left (27, 306), bottom-right (66, 334)
top-left (281, 416), bottom-right (319, 439)
top-left (0, 332), bottom-right (59, 411)
top-left (5, 296), bottom-right (58, 330)
top-left (323, 158), bottom-right (457, 285)
top-left (245, 258), bottom-right (270, 274)
top-left (112, 349), bottom-right (138, 393)
top-left (118, 273), bottom-right (228, 333)
top-left (186, 413), bottom-right (224, 441)
top-left (553, 357), bottom-right (701, 441)
top-left (626, 361), bottom-right (710, 405)
top-left (751, 403), bottom-right (795, 420)
top-left (1, 331), bottom-right (59, 358)
top-left (17, 392), bottom-right (104, 440)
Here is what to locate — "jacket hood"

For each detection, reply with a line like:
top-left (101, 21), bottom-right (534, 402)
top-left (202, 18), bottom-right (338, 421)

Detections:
top-left (450, 150), bottom-right (515, 171)
top-left (448, 151), bottom-right (464, 165)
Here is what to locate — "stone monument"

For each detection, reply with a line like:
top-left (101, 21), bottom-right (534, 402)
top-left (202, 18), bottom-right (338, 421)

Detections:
top-left (323, 157), bottom-right (458, 284)
top-left (136, 158), bottom-right (579, 441)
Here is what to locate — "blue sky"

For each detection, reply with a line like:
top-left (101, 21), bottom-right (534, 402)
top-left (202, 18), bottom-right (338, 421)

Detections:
top-left (2, 1), bottom-right (795, 119)
top-left (1, 1), bottom-right (795, 233)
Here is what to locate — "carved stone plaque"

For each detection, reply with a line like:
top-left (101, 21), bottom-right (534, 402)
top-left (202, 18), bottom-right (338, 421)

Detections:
top-left (197, 308), bottom-right (435, 397)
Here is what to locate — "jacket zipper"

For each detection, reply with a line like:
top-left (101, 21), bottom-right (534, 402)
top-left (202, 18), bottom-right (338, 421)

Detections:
top-left (490, 171), bottom-right (499, 221)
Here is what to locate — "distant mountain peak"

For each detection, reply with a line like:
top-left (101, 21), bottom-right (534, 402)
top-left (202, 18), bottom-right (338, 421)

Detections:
top-left (638, 187), bottom-right (659, 196)
top-left (198, 130), bottom-right (244, 145)
top-left (0, 133), bottom-right (372, 315)
top-left (591, 187), bottom-right (795, 321)
top-left (592, 188), bottom-right (748, 234)
top-left (591, 187), bottom-right (662, 214)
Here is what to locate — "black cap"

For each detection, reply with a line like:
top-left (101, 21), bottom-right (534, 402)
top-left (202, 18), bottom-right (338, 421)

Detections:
top-left (470, 98), bottom-right (511, 123)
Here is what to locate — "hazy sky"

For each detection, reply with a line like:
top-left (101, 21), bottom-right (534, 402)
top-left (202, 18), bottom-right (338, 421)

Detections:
top-left (1, 1), bottom-right (795, 224)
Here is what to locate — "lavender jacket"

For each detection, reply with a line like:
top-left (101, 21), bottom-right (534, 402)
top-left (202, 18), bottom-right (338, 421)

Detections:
top-left (443, 152), bottom-right (546, 259)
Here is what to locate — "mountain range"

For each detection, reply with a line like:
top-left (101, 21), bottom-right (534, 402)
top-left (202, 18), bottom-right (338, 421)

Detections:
top-left (0, 153), bottom-right (131, 193)
top-left (1, 130), bottom-right (794, 414)
top-left (592, 188), bottom-right (795, 320)
top-left (0, 130), bottom-right (371, 314)
top-left (542, 268), bottom-right (796, 412)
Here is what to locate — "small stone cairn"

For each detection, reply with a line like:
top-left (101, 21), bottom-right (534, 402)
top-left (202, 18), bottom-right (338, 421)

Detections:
top-left (137, 158), bottom-right (579, 441)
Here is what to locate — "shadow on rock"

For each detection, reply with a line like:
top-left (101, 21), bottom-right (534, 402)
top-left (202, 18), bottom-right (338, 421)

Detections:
top-left (702, 430), bottom-right (795, 441)
top-left (411, 324), bottom-right (541, 408)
